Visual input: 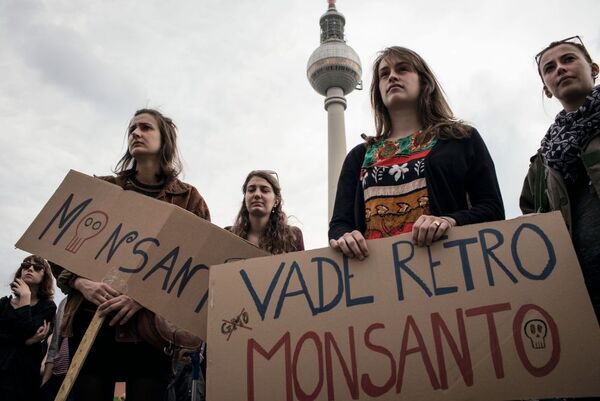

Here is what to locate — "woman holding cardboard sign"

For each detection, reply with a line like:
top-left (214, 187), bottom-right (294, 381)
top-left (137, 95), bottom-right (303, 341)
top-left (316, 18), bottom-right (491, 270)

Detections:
top-left (329, 46), bottom-right (504, 259)
top-left (229, 170), bottom-right (304, 254)
top-left (55, 109), bottom-right (210, 401)
top-left (521, 36), bottom-right (600, 320)
top-left (0, 255), bottom-right (56, 401)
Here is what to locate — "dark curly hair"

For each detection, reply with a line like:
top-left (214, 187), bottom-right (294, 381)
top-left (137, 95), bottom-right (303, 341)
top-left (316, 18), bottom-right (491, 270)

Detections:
top-left (13, 255), bottom-right (54, 300)
top-left (231, 171), bottom-right (300, 255)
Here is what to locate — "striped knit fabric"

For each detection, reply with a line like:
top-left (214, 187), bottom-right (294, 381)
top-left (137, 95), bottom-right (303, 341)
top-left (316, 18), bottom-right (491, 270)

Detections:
top-left (361, 131), bottom-right (437, 239)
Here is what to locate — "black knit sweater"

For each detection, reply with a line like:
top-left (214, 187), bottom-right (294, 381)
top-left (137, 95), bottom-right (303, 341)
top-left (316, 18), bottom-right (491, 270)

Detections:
top-left (329, 128), bottom-right (505, 240)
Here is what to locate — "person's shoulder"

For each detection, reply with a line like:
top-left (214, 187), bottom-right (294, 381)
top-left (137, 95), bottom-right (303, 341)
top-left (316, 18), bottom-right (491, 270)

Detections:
top-left (345, 142), bottom-right (368, 163)
top-left (349, 142), bottom-right (368, 154)
top-left (36, 298), bottom-right (57, 312)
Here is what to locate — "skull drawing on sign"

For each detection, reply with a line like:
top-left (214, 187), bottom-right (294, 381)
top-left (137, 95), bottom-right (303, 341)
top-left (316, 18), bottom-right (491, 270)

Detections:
top-left (65, 211), bottom-right (109, 253)
top-left (524, 319), bottom-right (548, 349)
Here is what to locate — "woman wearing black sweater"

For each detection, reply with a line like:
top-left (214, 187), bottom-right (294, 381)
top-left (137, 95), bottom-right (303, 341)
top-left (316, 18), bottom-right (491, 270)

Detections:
top-left (329, 46), bottom-right (504, 259)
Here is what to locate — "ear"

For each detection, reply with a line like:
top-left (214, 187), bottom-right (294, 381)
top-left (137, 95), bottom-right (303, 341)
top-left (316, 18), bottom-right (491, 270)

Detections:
top-left (543, 85), bottom-right (553, 98)
top-left (591, 62), bottom-right (599, 80)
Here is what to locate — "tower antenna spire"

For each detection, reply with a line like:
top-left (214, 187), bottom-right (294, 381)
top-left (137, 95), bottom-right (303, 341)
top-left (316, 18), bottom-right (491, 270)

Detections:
top-left (307, 0), bottom-right (362, 220)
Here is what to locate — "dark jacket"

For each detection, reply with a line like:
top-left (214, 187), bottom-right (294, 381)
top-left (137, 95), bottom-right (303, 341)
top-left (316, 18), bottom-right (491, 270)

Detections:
top-left (56, 174), bottom-right (210, 338)
top-left (0, 296), bottom-right (56, 401)
top-left (329, 128), bottom-right (505, 240)
top-left (520, 135), bottom-right (600, 232)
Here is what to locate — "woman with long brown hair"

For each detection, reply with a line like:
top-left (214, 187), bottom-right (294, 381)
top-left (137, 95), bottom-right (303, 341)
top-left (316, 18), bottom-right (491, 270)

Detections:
top-left (230, 170), bottom-right (304, 254)
top-left (329, 46), bottom-right (504, 259)
top-left (55, 108), bottom-right (210, 401)
top-left (0, 255), bottom-right (56, 401)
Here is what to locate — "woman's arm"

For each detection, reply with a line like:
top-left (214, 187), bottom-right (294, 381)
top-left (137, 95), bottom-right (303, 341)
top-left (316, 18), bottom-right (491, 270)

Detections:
top-left (328, 144), bottom-right (369, 259)
top-left (292, 227), bottom-right (305, 251)
top-left (188, 187), bottom-right (211, 222)
top-left (14, 299), bottom-right (56, 344)
top-left (328, 144), bottom-right (366, 240)
top-left (446, 129), bottom-right (505, 226)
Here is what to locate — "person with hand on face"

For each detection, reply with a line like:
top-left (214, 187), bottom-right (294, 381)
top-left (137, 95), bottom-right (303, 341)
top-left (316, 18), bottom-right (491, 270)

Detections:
top-left (0, 255), bottom-right (56, 401)
top-left (55, 108), bottom-right (210, 401)
top-left (329, 46), bottom-right (504, 260)
top-left (521, 36), bottom-right (600, 321)
top-left (229, 170), bottom-right (304, 254)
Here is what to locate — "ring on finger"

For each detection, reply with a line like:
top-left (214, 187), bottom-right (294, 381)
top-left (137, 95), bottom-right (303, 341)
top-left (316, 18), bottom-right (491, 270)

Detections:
top-left (432, 220), bottom-right (441, 228)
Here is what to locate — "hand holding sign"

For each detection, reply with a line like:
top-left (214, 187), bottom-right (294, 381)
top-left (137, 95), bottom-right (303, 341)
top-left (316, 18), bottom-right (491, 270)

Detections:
top-left (207, 213), bottom-right (600, 401)
top-left (98, 294), bottom-right (142, 326)
top-left (16, 170), bottom-right (268, 338)
top-left (73, 277), bottom-right (120, 305)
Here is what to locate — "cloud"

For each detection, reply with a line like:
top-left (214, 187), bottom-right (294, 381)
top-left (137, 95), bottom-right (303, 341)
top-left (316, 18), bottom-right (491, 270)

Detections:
top-left (1, 0), bottom-right (143, 115)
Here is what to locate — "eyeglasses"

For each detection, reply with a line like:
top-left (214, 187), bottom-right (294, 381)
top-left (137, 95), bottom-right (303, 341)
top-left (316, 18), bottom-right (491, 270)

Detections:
top-left (535, 35), bottom-right (589, 66)
top-left (20, 262), bottom-right (44, 272)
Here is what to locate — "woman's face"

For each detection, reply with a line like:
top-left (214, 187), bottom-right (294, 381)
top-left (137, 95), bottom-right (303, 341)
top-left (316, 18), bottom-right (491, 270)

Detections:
top-left (128, 113), bottom-right (162, 158)
top-left (245, 176), bottom-right (278, 218)
top-left (19, 263), bottom-right (44, 286)
top-left (539, 44), bottom-right (598, 109)
top-left (377, 56), bottom-right (421, 110)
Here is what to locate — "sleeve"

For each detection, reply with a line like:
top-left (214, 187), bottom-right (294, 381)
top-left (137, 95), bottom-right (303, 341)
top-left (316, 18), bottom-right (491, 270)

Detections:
top-left (328, 144), bottom-right (366, 240)
top-left (0, 299), bottom-right (56, 344)
top-left (45, 300), bottom-right (65, 363)
top-left (188, 187), bottom-right (211, 222)
top-left (520, 172), bottom-right (536, 214)
top-left (519, 154), bottom-right (546, 214)
top-left (292, 227), bottom-right (305, 251)
top-left (53, 262), bottom-right (78, 295)
top-left (445, 129), bottom-right (506, 226)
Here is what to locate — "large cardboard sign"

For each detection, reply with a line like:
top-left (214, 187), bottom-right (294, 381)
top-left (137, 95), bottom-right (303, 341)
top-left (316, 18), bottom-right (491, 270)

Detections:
top-left (16, 170), bottom-right (268, 339)
top-left (206, 212), bottom-right (600, 401)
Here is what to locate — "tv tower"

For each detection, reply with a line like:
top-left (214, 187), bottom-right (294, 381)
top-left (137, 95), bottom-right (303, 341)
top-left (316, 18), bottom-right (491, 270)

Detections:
top-left (307, 0), bottom-right (362, 220)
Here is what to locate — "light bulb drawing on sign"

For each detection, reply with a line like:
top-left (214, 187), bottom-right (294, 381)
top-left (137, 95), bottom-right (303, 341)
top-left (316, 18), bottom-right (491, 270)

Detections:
top-left (65, 211), bottom-right (109, 253)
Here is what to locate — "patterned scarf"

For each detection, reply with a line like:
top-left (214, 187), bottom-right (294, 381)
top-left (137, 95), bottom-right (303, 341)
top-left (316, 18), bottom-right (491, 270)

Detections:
top-left (541, 85), bottom-right (600, 182)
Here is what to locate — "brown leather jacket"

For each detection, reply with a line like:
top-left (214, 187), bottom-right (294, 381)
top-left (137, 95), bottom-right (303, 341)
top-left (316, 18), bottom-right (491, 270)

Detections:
top-left (55, 174), bottom-right (210, 338)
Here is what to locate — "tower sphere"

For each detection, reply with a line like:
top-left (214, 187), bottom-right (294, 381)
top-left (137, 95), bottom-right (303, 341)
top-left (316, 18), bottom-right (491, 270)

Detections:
top-left (307, 1), bottom-right (362, 97)
top-left (307, 42), bottom-right (362, 96)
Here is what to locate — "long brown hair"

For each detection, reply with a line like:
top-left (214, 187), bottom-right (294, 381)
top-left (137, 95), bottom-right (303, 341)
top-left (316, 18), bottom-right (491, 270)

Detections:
top-left (231, 171), bottom-right (300, 255)
top-left (114, 108), bottom-right (183, 181)
top-left (369, 46), bottom-right (470, 143)
top-left (13, 255), bottom-right (54, 300)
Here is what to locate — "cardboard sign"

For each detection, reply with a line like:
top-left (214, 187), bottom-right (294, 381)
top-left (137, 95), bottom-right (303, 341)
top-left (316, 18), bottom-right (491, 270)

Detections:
top-left (206, 212), bottom-right (600, 401)
top-left (16, 170), bottom-right (268, 340)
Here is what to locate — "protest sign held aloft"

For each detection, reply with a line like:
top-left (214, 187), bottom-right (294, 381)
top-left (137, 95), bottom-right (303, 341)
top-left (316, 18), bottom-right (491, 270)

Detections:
top-left (16, 170), bottom-right (268, 340)
top-left (206, 212), bottom-right (600, 401)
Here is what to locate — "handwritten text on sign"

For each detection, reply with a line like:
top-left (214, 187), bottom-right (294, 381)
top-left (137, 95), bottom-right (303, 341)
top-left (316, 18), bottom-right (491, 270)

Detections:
top-left (206, 213), bottom-right (600, 401)
top-left (16, 170), bottom-right (267, 339)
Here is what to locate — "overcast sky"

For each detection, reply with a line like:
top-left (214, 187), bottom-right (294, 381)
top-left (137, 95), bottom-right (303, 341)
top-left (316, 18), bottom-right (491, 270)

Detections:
top-left (1, 0), bottom-right (598, 294)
